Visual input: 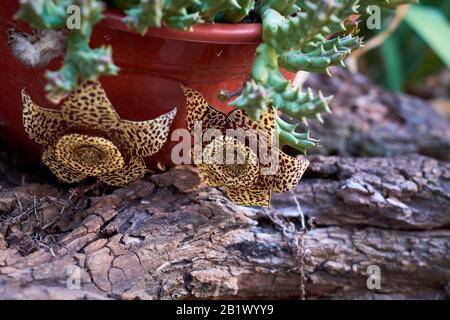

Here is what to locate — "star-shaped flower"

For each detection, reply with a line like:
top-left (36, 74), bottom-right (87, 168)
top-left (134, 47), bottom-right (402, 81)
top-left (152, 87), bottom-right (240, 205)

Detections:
top-left (182, 85), bottom-right (309, 207)
top-left (22, 81), bottom-right (177, 186)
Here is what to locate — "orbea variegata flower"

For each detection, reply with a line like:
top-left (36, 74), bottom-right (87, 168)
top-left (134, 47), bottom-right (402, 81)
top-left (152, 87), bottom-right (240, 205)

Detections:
top-left (22, 81), bottom-right (176, 186)
top-left (182, 85), bottom-right (309, 207)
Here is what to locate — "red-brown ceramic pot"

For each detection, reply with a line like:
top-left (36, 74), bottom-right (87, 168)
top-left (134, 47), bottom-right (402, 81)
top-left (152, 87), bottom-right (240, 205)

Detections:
top-left (0, 0), bottom-right (262, 168)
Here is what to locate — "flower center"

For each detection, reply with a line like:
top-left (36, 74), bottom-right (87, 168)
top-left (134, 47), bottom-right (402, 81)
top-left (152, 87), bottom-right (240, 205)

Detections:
top-left (55, 134), bottom-right (125, 176)
top-left (75, 145), bottom-right (105, 164)
top-left (203, 136), bottom-right (260, 187)
top-left (225, 163), bottom-right (247, 176)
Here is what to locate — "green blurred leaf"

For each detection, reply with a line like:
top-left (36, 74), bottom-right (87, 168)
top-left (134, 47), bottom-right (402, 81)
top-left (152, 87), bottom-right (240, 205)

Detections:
top-left (382, 32), bottom-right (403, 91)
top-left (404, 4), bottom-right (450, 67)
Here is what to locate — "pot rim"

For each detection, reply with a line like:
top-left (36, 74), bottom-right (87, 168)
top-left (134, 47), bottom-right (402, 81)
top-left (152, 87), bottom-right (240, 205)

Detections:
top-left (100, 7), bottom-right (262, 44)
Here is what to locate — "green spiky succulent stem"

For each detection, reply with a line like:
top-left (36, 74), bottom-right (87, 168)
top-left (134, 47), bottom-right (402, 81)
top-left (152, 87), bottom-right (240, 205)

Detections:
top-left (278, 35), bottom-right (363, 75)
top-left (45, 32), bottom-right (118, 101)
top-left (275, 114), bottom-right (319, 153)
top-left (223, 0), bottom-right (255, 23)
top-left (17, 0), bottom-right (119, 102)
top-left (230, 0), bottom-right (421, 153)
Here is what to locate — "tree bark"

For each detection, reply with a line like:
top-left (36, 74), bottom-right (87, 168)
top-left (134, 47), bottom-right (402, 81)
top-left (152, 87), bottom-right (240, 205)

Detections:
top-left (303, 68), bottom-right (450, 161)
top-left (0, 156), bottom-right (448, 300)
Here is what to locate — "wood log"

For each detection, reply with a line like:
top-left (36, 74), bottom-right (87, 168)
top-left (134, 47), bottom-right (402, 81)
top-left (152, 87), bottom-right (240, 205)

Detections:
top-left (0, 156), bottom-right (448, 300)
top-left (303, 68), bottom-right (450, 161)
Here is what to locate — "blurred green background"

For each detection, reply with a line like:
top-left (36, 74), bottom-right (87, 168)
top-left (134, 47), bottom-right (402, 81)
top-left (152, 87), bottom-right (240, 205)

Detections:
top-left (358, 0), bottom-right (450, 98)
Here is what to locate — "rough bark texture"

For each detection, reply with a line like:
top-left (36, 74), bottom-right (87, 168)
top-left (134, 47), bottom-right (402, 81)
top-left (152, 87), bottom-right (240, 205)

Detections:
top-left (0, 69), bottom-right (449, 300)
top-left (304, 68), bottom-right (450, 161)
top-left (0, 157), bottom-right (449, 300)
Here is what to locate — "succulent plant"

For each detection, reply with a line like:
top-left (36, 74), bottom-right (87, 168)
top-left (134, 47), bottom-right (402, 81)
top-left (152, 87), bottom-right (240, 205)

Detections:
top-left (16, 0), bottom-right (415, 152)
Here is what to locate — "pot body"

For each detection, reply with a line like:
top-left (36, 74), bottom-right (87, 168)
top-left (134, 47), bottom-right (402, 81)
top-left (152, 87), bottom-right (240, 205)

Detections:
top-left (0, 0), bottom-right (262, 167)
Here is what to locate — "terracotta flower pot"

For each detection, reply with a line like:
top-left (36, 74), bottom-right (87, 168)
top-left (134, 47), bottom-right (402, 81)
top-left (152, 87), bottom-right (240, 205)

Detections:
top-left (0, 0), bottom-right (262, 169)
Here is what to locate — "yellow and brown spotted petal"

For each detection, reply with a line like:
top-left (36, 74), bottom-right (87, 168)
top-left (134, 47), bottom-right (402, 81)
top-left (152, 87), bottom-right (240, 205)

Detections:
top-left (227, 107), bottom-right (276, 147)
top-left (42, 146), bottom-right (86, 184)
top-left (118, 107), bottom-right (177, 157)
top-left (22, 89), bottom-right (65, 145)
top-left (227, 107), bottom-right (277, 148)
top-left (54, 134), bottom-right (124, 177)
top-left (61, 81), bottom-right (120, 130)
top-left (98, 156), bottom-right (146, 186)
top-left (196, 163), bottom-right (223, 187)
top-left (181, 85), bottom-right (227, 134)
top-left (225, 187), bottom-right (271, 207)
top-left (257, 152), bottom-right (309, 193)
top-left (202, 136), bottom-right (260, 188)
